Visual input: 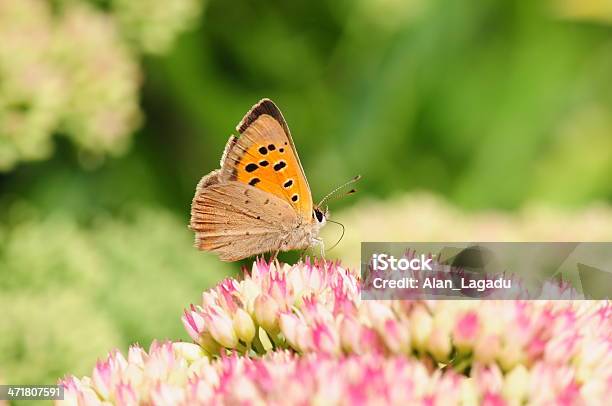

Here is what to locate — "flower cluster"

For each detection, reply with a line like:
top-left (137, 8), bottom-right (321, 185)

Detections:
top-left (183, 260), bottom-right (609, 369)
top-left (109, 0), bottom-right (205, 55)
top-left (60, 340), bottom-right (610, 405)
top-left (0, 0), bottom-right (141, 171)
top-left (60, 260), bottom-right (612, 405)
top-left (0, 0), bottom-right (203, 171)
top-left (181, 259), bottom-right (361, 355)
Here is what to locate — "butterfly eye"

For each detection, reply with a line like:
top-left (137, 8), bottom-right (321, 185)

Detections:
top-left (314, 208), bottom-right (324, 223)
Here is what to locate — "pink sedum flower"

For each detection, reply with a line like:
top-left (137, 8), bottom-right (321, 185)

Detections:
top-left (59, 260), bottom-right (611, 405)
top-left (184, 260), bottom-right (610, 370)
top-left (58, 341), bottom-right (609, 406)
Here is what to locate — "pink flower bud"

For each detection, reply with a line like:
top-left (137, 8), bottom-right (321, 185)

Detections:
top-left (380, 318), bottom-right (411, 354)
top-left (182, 307), bottom-right (205, 343)
top-left (410, 306), bottom-right (433, 352)
top-left (472, 364), bottom-right (504, 396)
top-left (115, 383), bottom-right (138, 406)
top-left (280, 312), bottom-right (313, 352)
top-left (207, 311), bottom-right (239, 349)
top-left (91, 360), bottom-right (112, 400)
top-left (474, 334), bottom-right (501, 364)
top-left (279, 312), bottom-right (301, 349)
top-left (427, 328), bottom-right (452, 362)
top-left (127, 345), bottom-right (146, 367)
top-left (339, 316), bottom-right (362, 353)
top-left (311, 322), bottom-right (341, 355)
top-left (151, 383), bottom-right (185, 405)
top-left (254, 293), bottom-right (280, 334)
top-left (497, 340), bottom-right (526, 371)
top-left (482, 392), bottom-right (507, 406)
top-left (172, 342), bottom-right (205, 362)
top-left (233, 308), bottom-right (256, 345)
top-left (502, 364), bottom-right (529, 404)
top-left (453, 311), bottom-right (480, 352)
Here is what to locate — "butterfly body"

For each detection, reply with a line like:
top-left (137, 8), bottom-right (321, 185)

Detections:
top-left (190, 99), bottom-right (327, 261)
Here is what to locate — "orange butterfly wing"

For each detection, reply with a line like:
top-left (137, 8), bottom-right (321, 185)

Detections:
top-left (218, 99), bottom-right (313, 222)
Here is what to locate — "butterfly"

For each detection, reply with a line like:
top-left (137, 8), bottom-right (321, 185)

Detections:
top-left (190, 98), bottom-right (357, 262)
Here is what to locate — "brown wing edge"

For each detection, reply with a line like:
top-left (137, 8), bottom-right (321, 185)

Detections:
top-left (189, 169), bottom-right (220, 248)
top-left (237, 98), bottom-right (291, 136)
top-left (219, 135), bottom-right (238, 179)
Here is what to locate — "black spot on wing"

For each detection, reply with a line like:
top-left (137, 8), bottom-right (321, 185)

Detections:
top-left (291, 194), bottom-right (299, 202)
top-left (258, 146), bottom-right (268, 155)
top-left (245, 163), bottom-right (258, 172)
top-left (259, 160), bottom-right (269, 167)
top-left (274, 161), bottom-right (286, 171)
top-left (283, 179), bottom-right (293, 188)
top-left (268, 144), bottom-right (276, 151)
top-left (249, 178), bottom-right (260, 186)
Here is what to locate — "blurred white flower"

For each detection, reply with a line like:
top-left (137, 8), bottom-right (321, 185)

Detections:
top-left (0, 0), bottom-right (141, 170)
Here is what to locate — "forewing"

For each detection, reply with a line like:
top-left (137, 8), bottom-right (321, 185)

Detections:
top-left (218, 99), bottom-right (313, 222)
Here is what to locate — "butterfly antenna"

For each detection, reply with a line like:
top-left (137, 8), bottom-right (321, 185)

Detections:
top-left (318, 175), bottom-right (361, 207)
top-left (326, 219), bottom-right (345, 252)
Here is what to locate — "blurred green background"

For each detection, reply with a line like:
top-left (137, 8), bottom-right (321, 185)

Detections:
top-left (1, 0), bottom-right (612, 386)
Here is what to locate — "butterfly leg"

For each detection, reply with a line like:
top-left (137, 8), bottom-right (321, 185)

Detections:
top-left (270, 250), bottom-right (279, 263)
top-left (298, 247), bottom-right (309, 262)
